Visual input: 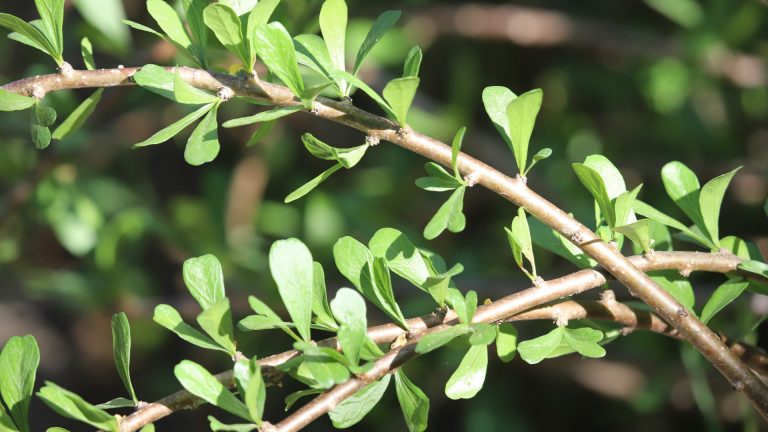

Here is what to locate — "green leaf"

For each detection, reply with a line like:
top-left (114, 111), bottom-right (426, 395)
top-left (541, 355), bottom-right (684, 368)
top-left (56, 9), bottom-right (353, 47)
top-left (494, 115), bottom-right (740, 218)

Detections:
top-left (284, 389), bottom-right (323, 411)
top-left (331, 70), bottom-right (395, 118)
top-left (34, 0), bottom-right (64, 55)
top-left (445, 345), bottom-right (488, 400)
top-left (0, 403), bottom-right (17, 432)
top-left (0, 13), bottom-right (58, 62)
top-left (153, 304), bottom-right (229, 352)
top-left (699, 167), bottom-right (740, 246)
top-left (220, 0), bottom-right (258, 16)
top-left (496, 323), bottom-right (518, 362)
top-left (269, 238), bottom-right (314, 342)
top-left (403, 46), bottom-right (423, 78)
top-left (0, 335), bottom-right (39, 432)
top-left (661, 161), bottom-right (706, 233)
top-left (174, 360), bottom-right (251, 421)
top-left (183, 0), bottom-right (209, 65)
top-left (300, 134), bottom-right (368, 168)
top-left (739, 260), bottom-right (768, 294)
top-left (37, 382), bottom-right (117, 431)
top-left (649, 271), bottom-right (695, 312)
top-left (507, 89), bottom-right (543, 174)
top-left (184, 102), bottom-right (220, 166)
top-left (613, 185), bottom-right (642, 228)
top-left (94, 397), bottom-right (135, 409)
top-left (525, 147), bottom-right (552, 175)
top-left (52, 89), bottom-right (103, 140)
top-left (246, 0), bottom-right (280, 64)
top-left (415, 162), bottom-right (463, 192)
top-left (563, 327), bottom-right (606, 358)
top-left (517, 326), bottom-right (565, 364)
top-left (423, 186), bottom-right (466, 240)
top-left (182, 254), bottom-right (226, 310)
top-left (330, 288), bottom-right (367, 367)
top-left (333, 236), bottom-right (408, 328)
top-left (196, 298), bottom-right (237, 355)
top-left (415, 324), bottom-right (471, 354)
top-left (572, 162), bottom-right (615, 227)
top-left (394, 370), bottom-right (429, 432)
top-left (0, 89), bottom-right (37, 112)
top-left (110, 313), bottom-right (137, 404)
top-left (615, 219), bottom-right (653, 253)
top-left (222, 106), bottom-right (303, 128)
top-left (73, 0), bottom-right (130, 54)
top-left (633, 200), bottom-right (713, 248)
top-left (295, 343), bottom-right (350, 389)
top-left (245, 120), bottom-right (275, 146)
top-left (700, 279), bottom-right (748, 324)
top-left (173, 72), bottom-right (218, 105)
top-left (31, 104), bottom-right (56, 150)
top-left (352, 10), bottom-right (401, 75)
top-left (450, 126), bottom-right (465, 179)
top-left (208, 416), bottom-right (257, 432)
top-left (234, 359), bottom-right (265, 426)
top-left (382, 77), bottom-right (420, 126)
top-left (468, 323), bottom-right (497, 346)
top-left (506, 207), bottom-right (536, 280)
top-left (204, 3), bottom-right (249, 69)
top-left (134, 103), bottom-right (214, 147)
top-left (319, 0), bottom-right (348, 94)
top-left (584, 154), bottom-right (627, 199)
top-left (284, 163), bottom-right (343, 203)
top-left (329, 375), bottom-right (391, 428)
top-left (147, 0), bottom-right (192, 51)
top-left (239, 296), bottom-right (301, 341)
top-left (255, 22), bottom-right (304, 97)
top-left (311, 262), bottom-right (337, 329)
top-left (369, 227), bottom-right (431, 289)
top-left (528, 217), bottom-right (596, 268)
top-left (132, 64), bottom-right (177, 101)
top-left (482, 86), bottom-right (516, 151)
top-left (295, 34), bottom-right (336, 86)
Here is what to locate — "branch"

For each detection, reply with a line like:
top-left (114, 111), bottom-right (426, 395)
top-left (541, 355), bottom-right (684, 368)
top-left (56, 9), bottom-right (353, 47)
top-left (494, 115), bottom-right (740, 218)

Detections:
top-left (4, 69), bottom-right (767, 423)
top-left (115, 251), bottom-right (759, 431)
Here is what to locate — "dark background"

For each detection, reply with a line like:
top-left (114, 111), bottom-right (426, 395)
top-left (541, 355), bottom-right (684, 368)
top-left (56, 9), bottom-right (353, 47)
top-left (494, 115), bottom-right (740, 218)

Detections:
top-left (1, 0), bottom-right (767, 430)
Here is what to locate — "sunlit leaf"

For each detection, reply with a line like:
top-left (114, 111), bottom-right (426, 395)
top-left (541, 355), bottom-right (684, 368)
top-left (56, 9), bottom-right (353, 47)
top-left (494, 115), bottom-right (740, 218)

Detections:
top-left (382, 77), bottom-right (420, 126)
top-left (0, 336), bottom-right (39, 432)
top-left (111, 313), bottom-right (137, 404)
top-left (37, 382), bottom-right (117, 431)
top-left (52, 89), bottom-right (103, 140)
top-left (353, 10), bottom-right (401, 75)
top-left (423, 186), bottom-right (466, 240)
top-left (184, 102), bottom-right (220, 166)
top-left (445, 345), bottom-right (487, 400)
top-left (394, 370), bottom-right (429, 432)
top-left (700, 279), bottom-right (748, 324)
top-left (153, 304), bottom-right (229, 352)
top-left (174, 360), bottom-right (251, 421)
top-left (329, 375), bottom-right (391, 428)
top-left (269, 238), bottom-right (314, 342)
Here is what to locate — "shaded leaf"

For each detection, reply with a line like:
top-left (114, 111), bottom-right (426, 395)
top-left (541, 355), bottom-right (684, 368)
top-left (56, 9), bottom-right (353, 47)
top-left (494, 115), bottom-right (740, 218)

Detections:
top-left (182, 254), bottom-right (226, 310)
top-left (423, 186), bottom-right (466, 240)
top-left (52, 89), bottom-right (103, 140)
top-left (196, 298), bottom-right (237, 355)
top-left (37, 382), bottom-right (117, 431)
top-left (134, 103), bottom-right (214, 147)
top-left (496, 323), bottom-right (518, 362)
top-left (329, 375), bottom-right (391, 428)
top-left (0, 89), bottom-right (37, 112)
top-left (353, 10), bottom-right (401, 75)
top-left (394, 370), bottom-right (429, 432)
top-left (445, 345), bottom-right (487, 400)
top-left (382, 77), bottom-right (420, 126)
top-left (701, 279), bottom-right (748, 324)
top-left (284, 163), bottom-right (343, 203)
top-left (415, 324), bottom-right (471, 354)
top-left (699, 167), bottom-right (740, 246)
top-left (110, 313), bottom-right (137, 404)
top-left (330, 288), bottom-right (367, 367)
top-left (222, 106), bottom-right (303, 128)
top-left (153, 304), bottom-right (229, 352)
top-left (254, 23), bottom-right (304, 97)
top-left (184, 102), bottom-right (220, 166)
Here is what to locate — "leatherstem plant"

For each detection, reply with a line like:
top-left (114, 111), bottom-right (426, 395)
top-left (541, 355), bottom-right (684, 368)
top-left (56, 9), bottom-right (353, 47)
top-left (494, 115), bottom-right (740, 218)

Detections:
top-left (1, 1), bottom-right (767, 432)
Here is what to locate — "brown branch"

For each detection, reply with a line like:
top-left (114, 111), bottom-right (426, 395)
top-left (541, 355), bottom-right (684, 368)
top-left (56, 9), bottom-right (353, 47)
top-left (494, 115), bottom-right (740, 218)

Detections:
top-left (4, 69), bottom-right (768, 425)
top-left (405, 4), bottom-right (766, 88)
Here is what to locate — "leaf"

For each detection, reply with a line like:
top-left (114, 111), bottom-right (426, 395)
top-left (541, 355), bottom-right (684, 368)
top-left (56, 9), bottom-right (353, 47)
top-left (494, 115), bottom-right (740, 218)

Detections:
top-left (496, 323), bottom-right (518, 362)
top-left (132, 64), bottom-right (177, 101)
top-left (204, 3), bottom-right (249, 69)
top-left (147, 0), bottom-right (192, 51)
top-left (183, 0), bottom-right (208, 66)
top-left (468, 323), bottom-right (497, 346)
top-left (333, 236), bottom-right (408, 328)
top-left (52, 89), bottom-right (103, 140)
top-left (699, 167), bottom-right (740, 246)
top-left (174, 360), bottom-right (251, 421)
top-left (295, 343), bottom-right (350, 389)
top-left (353, 10), bottom-right (401, 75)
top-left (369, 227), bottom-right (431, 289)
top-left (196, 298), bottom-right (237, 355)
top-left (0, 335), bottom-right (39, 432)
top-left (394, 370), bottom-right (429, 432)
top-left (563, 327), bottom-right (606, 358)
top-left (415, 162), bottom-right (463, 192)
top-left (319, 0), bottom-right (348, 94)
top-left (182, 254), bottom-right (226, 310)
top-left (184, 102), bottom-right (220, 166)
top-left (506, 207), bottom-right (536, 280)
top-left (329, 375), bottom-right (391, 428)
top-left (525, 147), bottom-right (552, 174)
top-left (110, 313), bottom-right (137, 404)
top-left (633, 200), bottom-right (713, 248)
top-left (37, 383), bottom-right (117, 431)
top-left (331, 70), bottom-right (395, 118)
top-left (445, 345), bottom-right (488, 400)
top-left (615, 219), bottom-right (653, 252)
top-left (583, 154), bottom-right (627, 200)
top-left (295, 34), bottom-right (336, 85)
top-left (73, 0), bottom-right (130, 54)
top-left (403, 46), bottom-right (423, 78)
top-left (134, 103), bottom-right (214, 147)
top-left (482, 86), bottom-right (517, 154)
top-left (572, 162), bottom-right (615, 227)
top-left (233, 359), bottom-right (265, 426)
top-left (613, 185), bottom-right (642, 228)
top-left (450, 126), bottom-right (466, 179)
top-left (94, 397), bottom-right (136, 409)
top-left (0, 404), bottom-right (17, 432)
top-left (220, 0), bottom-right (259, 16)
top-left (173, 71), bottom-right (219, 105)
top-left (31, 104), bottom-right (56, 150)
top-left (245, 0), bottom-right (280, 64)
top-left (0, 13), bottom-right (58, 62)
top-left (240, 296), bottom-right (301, 341)
top-left (517, 326), bottom-right (565, 364)
top-left (254, 22), bottom-right (304, 97)
top-left (330, 288), bottom-right (367, 367)
top-left (34, 0), bottom-right (64, 55)
top-left (700, 279), bottom-right (748, 324)
top-left (311, 262), bottom-right (337, 329)
top-left (528, 217), bottom-right (596, 268)
top-left (222, 106), bottom-right (303, 128)
top-left (208, 416), bottom-right (257, 432)
top-left (423, 186), bottom-right (466, 240)
top-left (284, 389), bottom-right (323, 411)
top-left (415, 324), bottom-right (471, 354)
top-left (382, 77), bottom-right (420, 126)
top-left (245, 120), bottom-right (275, 147)
top-left (284, 163), bottom-right (343, 203)
top-left (661, 161), bottom-right (706, 233)
top-left (269, 238), bottom-right (314, 342)
top-left (0, 89), bottom-right (37, 112)
top-left (649, 271), bottom-right (695, 312)
top-left (153, 304), bottom-right (229, 352)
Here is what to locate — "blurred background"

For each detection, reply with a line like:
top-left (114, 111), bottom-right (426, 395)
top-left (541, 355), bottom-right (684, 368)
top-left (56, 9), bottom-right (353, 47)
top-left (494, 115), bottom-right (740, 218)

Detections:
top-left (1, 0), bottom-right (767, 430)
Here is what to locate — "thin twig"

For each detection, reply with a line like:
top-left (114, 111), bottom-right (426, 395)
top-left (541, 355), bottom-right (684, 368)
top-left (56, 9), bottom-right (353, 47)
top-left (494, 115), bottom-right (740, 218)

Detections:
top-left (3, 69), bottom-right (767, 424)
